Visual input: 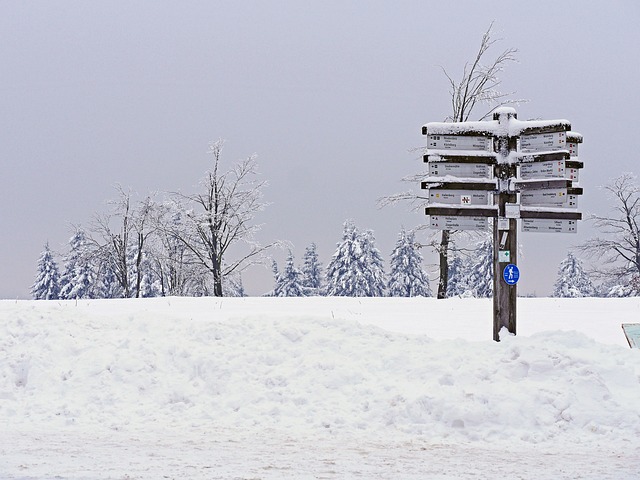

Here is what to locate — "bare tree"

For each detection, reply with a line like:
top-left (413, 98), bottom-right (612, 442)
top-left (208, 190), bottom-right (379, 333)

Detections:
top-left (168, 139), bottom-right (276, 296)
top-left (89, 186), bottom-right (156, 298)
top-left (382, 23), bottom-right (520, 299)
top-left (577, 173), bottom-right (640, 286)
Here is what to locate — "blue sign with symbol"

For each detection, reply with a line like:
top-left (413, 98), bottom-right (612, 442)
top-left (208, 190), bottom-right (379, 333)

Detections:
top-left (503, 264), bottom-right (520, 285)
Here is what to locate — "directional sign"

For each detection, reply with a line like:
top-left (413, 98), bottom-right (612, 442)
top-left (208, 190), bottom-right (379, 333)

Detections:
top-left (520, 160), bottom-right (565, 180)
top-left (427, 135), bottom-right (492, 151)
top-left (430, 215), bottom-right (488, 231)
top-left (429, 190), bottom-right (490, 205)
top-left (520, 188), bottom-right (570, 205)
top-left (520, 131), bottom-right (566, 153)
top-left (519, 160), bottom-right (582, 182)
top-left (503, 264), bottom-right (520, 285)
top-left (521, 218), bottom-right (577, 233)
top-left (428, 162), bottom-right (491, 178)
top-left (566, 141), bottom-right (579, 157)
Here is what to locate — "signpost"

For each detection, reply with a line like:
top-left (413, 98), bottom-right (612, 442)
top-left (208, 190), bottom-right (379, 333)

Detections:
top-left (421, 108), bottom-right (584, 341)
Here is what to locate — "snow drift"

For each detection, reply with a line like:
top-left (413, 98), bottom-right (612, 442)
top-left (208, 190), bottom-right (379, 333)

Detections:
top-left (1, 297), bottom-right (640, 478)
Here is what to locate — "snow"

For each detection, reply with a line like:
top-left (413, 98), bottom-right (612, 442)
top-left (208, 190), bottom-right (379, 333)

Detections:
top-left (1, 296), bottom-right (640, 479)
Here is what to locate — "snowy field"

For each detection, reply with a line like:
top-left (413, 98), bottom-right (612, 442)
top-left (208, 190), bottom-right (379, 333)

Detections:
top-left (1, 296), bottom-right (640, 479)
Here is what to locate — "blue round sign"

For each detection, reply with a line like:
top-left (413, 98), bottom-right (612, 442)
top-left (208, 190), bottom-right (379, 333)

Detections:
top-left (503, 264), bottom-right (520, 285)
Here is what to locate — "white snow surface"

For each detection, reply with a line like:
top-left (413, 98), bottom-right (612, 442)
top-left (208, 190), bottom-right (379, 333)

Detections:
top-left (1, 297), bottom-right (640, 479)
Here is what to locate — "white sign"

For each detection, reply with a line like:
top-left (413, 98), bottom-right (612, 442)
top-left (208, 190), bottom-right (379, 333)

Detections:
top-left (566, 167), bottom-right (580, 182)
top-left (520, 188), bottom-right (569, 205)
top-left (567, 142), bottom-right (579, 157)
top-left (428, 162), bottom-right (491, 178)
top-left (498, 250), bottom-right (511, 262)
top-left (429, 190), bottom-right (490, 205)
top-left (520, 131), bottom-right (566, 153)
top-left (521, 218), bottom-right (577, 233)
top-left (519, 160), bottom-right (565, 180)
top-left (505, 203), bottom-right (521, 218)
top-left (427, 135), bottom-right (492, 151)
top-left (519, 160), bottom-right (580, 182)
top-left (430, 215), bottom-right (488, 231)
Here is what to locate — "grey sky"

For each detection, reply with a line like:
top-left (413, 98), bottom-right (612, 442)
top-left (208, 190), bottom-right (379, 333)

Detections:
top-left (2, 1), bottom-right (639, 298)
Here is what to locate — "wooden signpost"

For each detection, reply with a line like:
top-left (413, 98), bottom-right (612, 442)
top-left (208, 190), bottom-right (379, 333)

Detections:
top-left (421, 108), bottom-right (584, 341)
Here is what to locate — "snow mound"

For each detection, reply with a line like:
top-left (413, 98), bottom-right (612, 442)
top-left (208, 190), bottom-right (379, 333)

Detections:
top-left (2, 297), bottom-right (640, 449)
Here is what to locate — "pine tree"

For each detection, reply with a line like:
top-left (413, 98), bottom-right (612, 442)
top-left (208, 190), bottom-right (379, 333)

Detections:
top-left (446, 253), bottom-right (468, 297)
top-left (326, 220), bottom-right (386, 297)
top-left (464, 238), bottom-right (493, 298)
top-left (301, 243), bottom-right (323, 295)
top-left (138, 251), bottom-right (162, 297)
top-left (223, 272), bottom-right (246, 297)
top-left (273, 250), bottom-right (305, 297)
top-left (387, 228), bottom-right (432, 297)
top-left (59, 230), bottom-right (96, 300)
top-left (32, 242), bottom-right (61, 300)
top-left (552, 252), bottom-right (596, 298)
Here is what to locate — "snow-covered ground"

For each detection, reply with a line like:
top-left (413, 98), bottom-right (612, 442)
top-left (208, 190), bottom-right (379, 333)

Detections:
top-left (1, 297), bottom-right (639, 479)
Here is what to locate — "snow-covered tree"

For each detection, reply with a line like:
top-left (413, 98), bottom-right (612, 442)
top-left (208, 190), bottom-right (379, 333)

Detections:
top-left (167, 140), bottom-right (276, 297)
top-left (273, 250), bottom-right (305, 297)
top-left (326, 221), bottom-right (386, 297)
top-left (600, 273), bottom-right (640, 298)
top-left (301, 243), bottom-right (323, 295)
top-left (59, 229), bottom-right (96, 300)
top-left (138, 251), bottom-right (162, 297)
top-left (552, 252), bottom-right (596, 298)
top-left (463, 238), bottom-right (493, 298)
top-left (446, 253), bottom-right (468, 297)
top-left (579, 173), bottom-right (640, 286)
top-left (96, 261), bottom-right (122, 299)
top-left (223, 271), bottom-right (245, 297)
top-left (387, 228), bottom-right (432, 297)
top-left (31, 242), bottom-right (61, 300)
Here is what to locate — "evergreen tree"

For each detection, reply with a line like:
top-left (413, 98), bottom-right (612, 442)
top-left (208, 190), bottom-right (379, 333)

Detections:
top-left (274, 250), bottom-right (305, 296)
top-left (31, 242), bottom-right (61, 300)
top-left (301, 243), bottom-right (323, 295)
top-left (139, 251), bottom-right (162, 297)
top-left (552, 252), bottom-right (596, 298)
top-left (223, 272), bottom-right (246, 297)
top-left (59, 229), bottom-right (96, 300)
top-left (464, 238), bottom-right (493, 298)
top-left (326, 220), bottom-right (386, 297)
top-left (96, 261), bottom-right (123, 299)
top-left (446, 253), bottom-right (468, 297)
top-left (387, 228), bottom-right (432, 297)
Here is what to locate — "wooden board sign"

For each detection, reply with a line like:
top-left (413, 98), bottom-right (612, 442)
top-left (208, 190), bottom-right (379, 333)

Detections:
top-left (427, 135), bottom-right (492, 151)
top-left (428, 162), bottom-right (491, 178)
top-left (429, 190), bottom-right (490, 205)
top-left (520, 131), bottom-right (566, 153)
top-left (521, 218), bottom-right (577, 233)
top-left (430, 215), bottom-right (488, 231)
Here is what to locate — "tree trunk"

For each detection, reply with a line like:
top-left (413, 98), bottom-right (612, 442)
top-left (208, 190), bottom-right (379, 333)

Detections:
top-left (437, 229), bottom-right (450, 299)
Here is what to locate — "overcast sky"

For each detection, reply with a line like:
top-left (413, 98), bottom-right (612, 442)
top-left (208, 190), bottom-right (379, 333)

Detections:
top-left (2, 1), bottom-right (639, 298)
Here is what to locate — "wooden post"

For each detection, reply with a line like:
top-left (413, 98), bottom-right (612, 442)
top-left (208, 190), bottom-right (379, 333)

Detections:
top-left (492, 108), bottom-right (518, 342)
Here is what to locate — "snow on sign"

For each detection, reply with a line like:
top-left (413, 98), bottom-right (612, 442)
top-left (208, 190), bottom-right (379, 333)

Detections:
top-left (521, 218), bottom-right (577, 233)
top-left (427, 135), bottom-right (491, 151)
top-left (428, 162), bottom-right (491, 178)
top-left (430, 215), bottom-right (487, 231)
top-left (429, 190), bottom-right (490, 205)
top-left (520, 131), bottom-right (566, 153)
